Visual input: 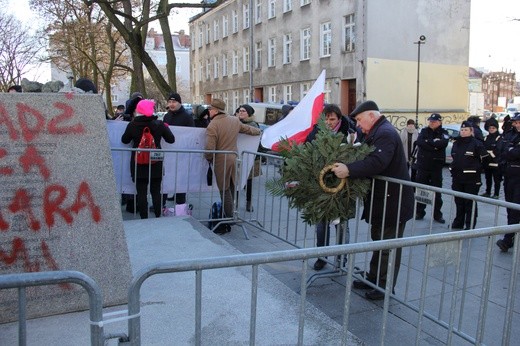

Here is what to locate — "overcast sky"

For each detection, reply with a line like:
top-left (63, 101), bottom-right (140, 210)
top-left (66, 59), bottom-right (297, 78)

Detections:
top-left (8, 0), bottom-right (520, 81)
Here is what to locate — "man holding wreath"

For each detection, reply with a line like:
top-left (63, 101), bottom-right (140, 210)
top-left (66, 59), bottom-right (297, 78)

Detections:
top-left (332, 101), bottom-right (414, 300)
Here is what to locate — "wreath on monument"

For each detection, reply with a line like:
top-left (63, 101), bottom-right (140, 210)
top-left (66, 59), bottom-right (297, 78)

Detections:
top-left (266, 120), bottom-right (373, 225)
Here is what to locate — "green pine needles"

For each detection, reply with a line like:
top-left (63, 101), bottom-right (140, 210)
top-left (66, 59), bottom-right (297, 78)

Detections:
top-left (266, 120), bottom-right (373, 225)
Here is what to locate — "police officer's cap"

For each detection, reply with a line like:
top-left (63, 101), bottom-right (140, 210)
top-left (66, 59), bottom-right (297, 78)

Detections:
top-left (512, 112), bottom-right (520, 122)
top-left (428, 113), bottom-right (442, 121)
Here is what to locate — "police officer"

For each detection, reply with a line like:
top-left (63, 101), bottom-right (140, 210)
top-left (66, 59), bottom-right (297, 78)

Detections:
top-left (481, 117), bottom-right (503, 198)
top-left (449, 121), bottom-right (489, 230)
top-left (496, 112), bottom-right (520, 252)
top-left (415, 113), bottom-right (450, 223)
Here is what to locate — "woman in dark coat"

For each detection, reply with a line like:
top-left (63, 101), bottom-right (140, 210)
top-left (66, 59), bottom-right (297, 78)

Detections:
top-left (121, 99), bottom-right (175, 219)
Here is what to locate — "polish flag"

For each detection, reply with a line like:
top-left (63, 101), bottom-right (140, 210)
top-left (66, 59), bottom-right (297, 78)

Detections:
top-left (261, 70), bottom-right (326, 151)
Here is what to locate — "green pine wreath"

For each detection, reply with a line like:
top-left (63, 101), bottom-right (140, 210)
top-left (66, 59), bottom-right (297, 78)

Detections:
top-left (266, 121), bottom-right (373, 225)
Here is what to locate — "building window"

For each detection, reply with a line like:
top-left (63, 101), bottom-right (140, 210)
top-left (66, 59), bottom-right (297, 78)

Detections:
top-left (198, 27), bottom-right (203, 48)
top-left (232, 50), bottom-right (238, 74)
top-left (255, 41), bottom-right (262, 70)
top-left (268, 86), bottom-right (277, 103)
top-left (344, 14), bottom-right (355, 52)
top-left (243, 3), bottom-right (250, 29)
top-left (205, 24), bottom-right (210, 44)
top-left (243, 46), bottom-right (250, 72)
top-left (233, 90), bottom-right (239, 112)
top-left (205, 59), bottom-right (211, 80)
top-left (222, 14), bottom-right (229, 37)
top-left (300, 0), bottom-right (310, 6)
top-left (300, 82), bottom-right (310, 99)
top-left (283, 33), bottom-right (292, 64)
top-left (255, 0), bottom-right (262, 24)
top-left (283, 0), bottom-right (292, 12)
top-left (324, 80), bottom-right (331, 104)
top-left (213, 56), bottom-right (219, 79)
top-left (268, 38), bottom-right (276, 67)
top-left (243, 89), bottom-right (250, 104)
top-left (192, 66), bottom-right (197, 83)
top-left (213, 20), bottom-right (219, 41)
top-left (300, 28), bottom-right (311, 61)
top-left (222, 53), bottom-right (228, 77)
top-left (320, 22), bottom-right (331, 57)
top-left (232, 10), bottom-right (238, 33)
top-left (283, 84), bottom-right (292, 102)
top-left (222, 91), bottom-right (229, 108)
top-left (268, 0), bottom-right (276, 19)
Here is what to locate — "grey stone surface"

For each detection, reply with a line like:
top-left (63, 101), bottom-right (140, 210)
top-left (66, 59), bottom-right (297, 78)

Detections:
top-left (42, 81), bottom-right (64, 93)
top-left (20, 78), bottom-right (43, 92)
top-left (0, 93), bottom-right (131, 323)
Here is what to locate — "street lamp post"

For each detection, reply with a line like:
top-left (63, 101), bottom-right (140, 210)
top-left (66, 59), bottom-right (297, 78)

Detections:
top-left (414, 35), bottom-right (426, 127)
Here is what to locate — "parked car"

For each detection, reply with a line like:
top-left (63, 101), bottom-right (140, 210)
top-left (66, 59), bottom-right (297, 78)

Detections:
top-left (444, 123), bottom-right (488, 164)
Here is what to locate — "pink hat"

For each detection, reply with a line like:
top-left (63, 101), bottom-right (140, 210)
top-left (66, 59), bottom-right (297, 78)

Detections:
top-left (136, 99), bottom-right (155, 117)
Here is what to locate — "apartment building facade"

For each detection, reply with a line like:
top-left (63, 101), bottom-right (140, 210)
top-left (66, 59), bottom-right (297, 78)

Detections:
top-left (189, 0), bottom-right (471, 127)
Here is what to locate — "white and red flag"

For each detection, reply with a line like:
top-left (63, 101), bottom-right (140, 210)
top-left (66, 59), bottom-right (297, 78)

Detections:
top-left (260, 70), bottom-right (326, 151)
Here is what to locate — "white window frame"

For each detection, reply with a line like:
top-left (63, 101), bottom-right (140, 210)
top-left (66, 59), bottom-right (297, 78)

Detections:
top-left (213, 56), bottom-right (219, 79)
top-left (343, 14), bottom-right (355, 52)
top-left (198, 27), bottom-right (203, 48)
top-left (283, 0), bottom-right (292, 13)
top-left (205, 23), bottom-right (210, 44)
top-left (243, 89), bottom-right (250, 104)
top-left (222, 92), bottom-right (229, 108)
top-left (300, 0), bottom-right (310, 6)
top-left (233, 90), bottom-right (240, 112)
top-left (268, 38), bottom-right (276, 67)
top-left (198, 61), bottom-right (203, 81)
top-left (232, 50), bottom-right (239, 74)
top-left (213, 20), bottom-right (219, 41)
top-left (255, 41), bottom-right (262, 70)
top-left (300, 28), bottom-right (311, 61)
top-left (320, 22), bottom-right (332, 57)
top-left (283, 84), bottom-right (292, 103)
top-left (222, 14), bottom-right (229, 37)
top-left (300, 82), bottom-right (310, 99)
top-left (268, 86), bottom-right (277, 103)
top-left (255, 0), bottom-right (262, 24)
top-left (283, 33), bottom-right (292, 64)
top-left (243, 4), bottom-right (250, 29)
top-left (232, 10), bottom-right (239, 33)
top-left (222, 53), bottom-right (228, 77)
top-left (243, 46), bottom-right (250, 72)
top-left (205, 59), bottom-right (211, 80)
top-left (268, 0), bottom-right (276, 19)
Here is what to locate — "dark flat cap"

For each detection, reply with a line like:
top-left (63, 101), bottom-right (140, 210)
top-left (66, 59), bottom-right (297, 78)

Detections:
top-left (428, 113), bottom-right (442, 121)
top-left (349, 100), bottom-right (379, 118)
top-left (460, 121), bottom-right (472, 129)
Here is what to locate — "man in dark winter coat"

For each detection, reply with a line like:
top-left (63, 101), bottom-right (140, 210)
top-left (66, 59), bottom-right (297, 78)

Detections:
top-left (332, 100), bottom-right (414, 300)
top-left (162, 92), bottom-right (195, 210)
top-left (415, 113), bottom-right (450, 224)
top-left (496, 112), bottom-right (520, 252)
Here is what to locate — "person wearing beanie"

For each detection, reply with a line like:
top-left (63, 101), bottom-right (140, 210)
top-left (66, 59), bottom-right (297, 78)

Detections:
top-left (236, 104), bottom-right (262, 213)
top-left (449, 121), bottom-right (489, 230)
top-left (305, 103), bottom-right (360, 271)
top-left (193, 104), bottom-right (210, 128)
top-left (467, 115), bottom-right (484, 141)
top-left (496, 112), bottom-right (520, 252)
top-left (481, 119), bottom-right (503, 198)
top-left (399, 119), bottom-right (419, 182)
top-left (414, 113), bottom-right (449, 224)
top-left (124, 92), bottom-right (144, 121)
top-left (204, 99), bottom-right (261, 234)
top-left (331, 100), bottom-right (414, 300)
top-left (161, 92), bottom-right (194, 210)
top-left (8, 85), bottom-right (22, 93)
top-left (121, 99), bottom-right (175, 219)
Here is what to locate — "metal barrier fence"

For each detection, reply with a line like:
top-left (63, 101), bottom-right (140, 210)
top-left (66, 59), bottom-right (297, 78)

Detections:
top-left (0, 271), bottom-right (104, 346)
top-left (122, 224), bottom-right (520, 345)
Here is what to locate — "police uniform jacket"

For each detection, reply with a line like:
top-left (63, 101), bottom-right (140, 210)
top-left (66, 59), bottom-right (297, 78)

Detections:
top-left (346, 116), bottom-right (414, 226)
top-left (415, 126), bottom-right (449, 171)
top-left (121, 116), bottom-right (175, 180)
top-left (501, 128), bottom-right (520, 179)
top-left (449, 136), bottom-right (488, 184)
top-left (483, 132), bottom-right (502, 169)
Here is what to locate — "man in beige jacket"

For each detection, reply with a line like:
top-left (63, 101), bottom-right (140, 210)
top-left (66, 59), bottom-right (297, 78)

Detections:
top-left (204, 99), bottom-right (261, 234)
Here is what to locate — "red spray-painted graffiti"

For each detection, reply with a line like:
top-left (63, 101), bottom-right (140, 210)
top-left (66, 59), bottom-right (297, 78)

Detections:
top-left (0, 100), bottom-right (102, 289)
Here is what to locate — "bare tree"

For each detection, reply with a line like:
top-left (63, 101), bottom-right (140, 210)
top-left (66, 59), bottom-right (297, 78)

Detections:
top-left (0, 13), bottom-right (43, 91)
top-left (83, 0), bottom-right (224, 98)
top-left (30, 0), bottom-right (130, 112)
